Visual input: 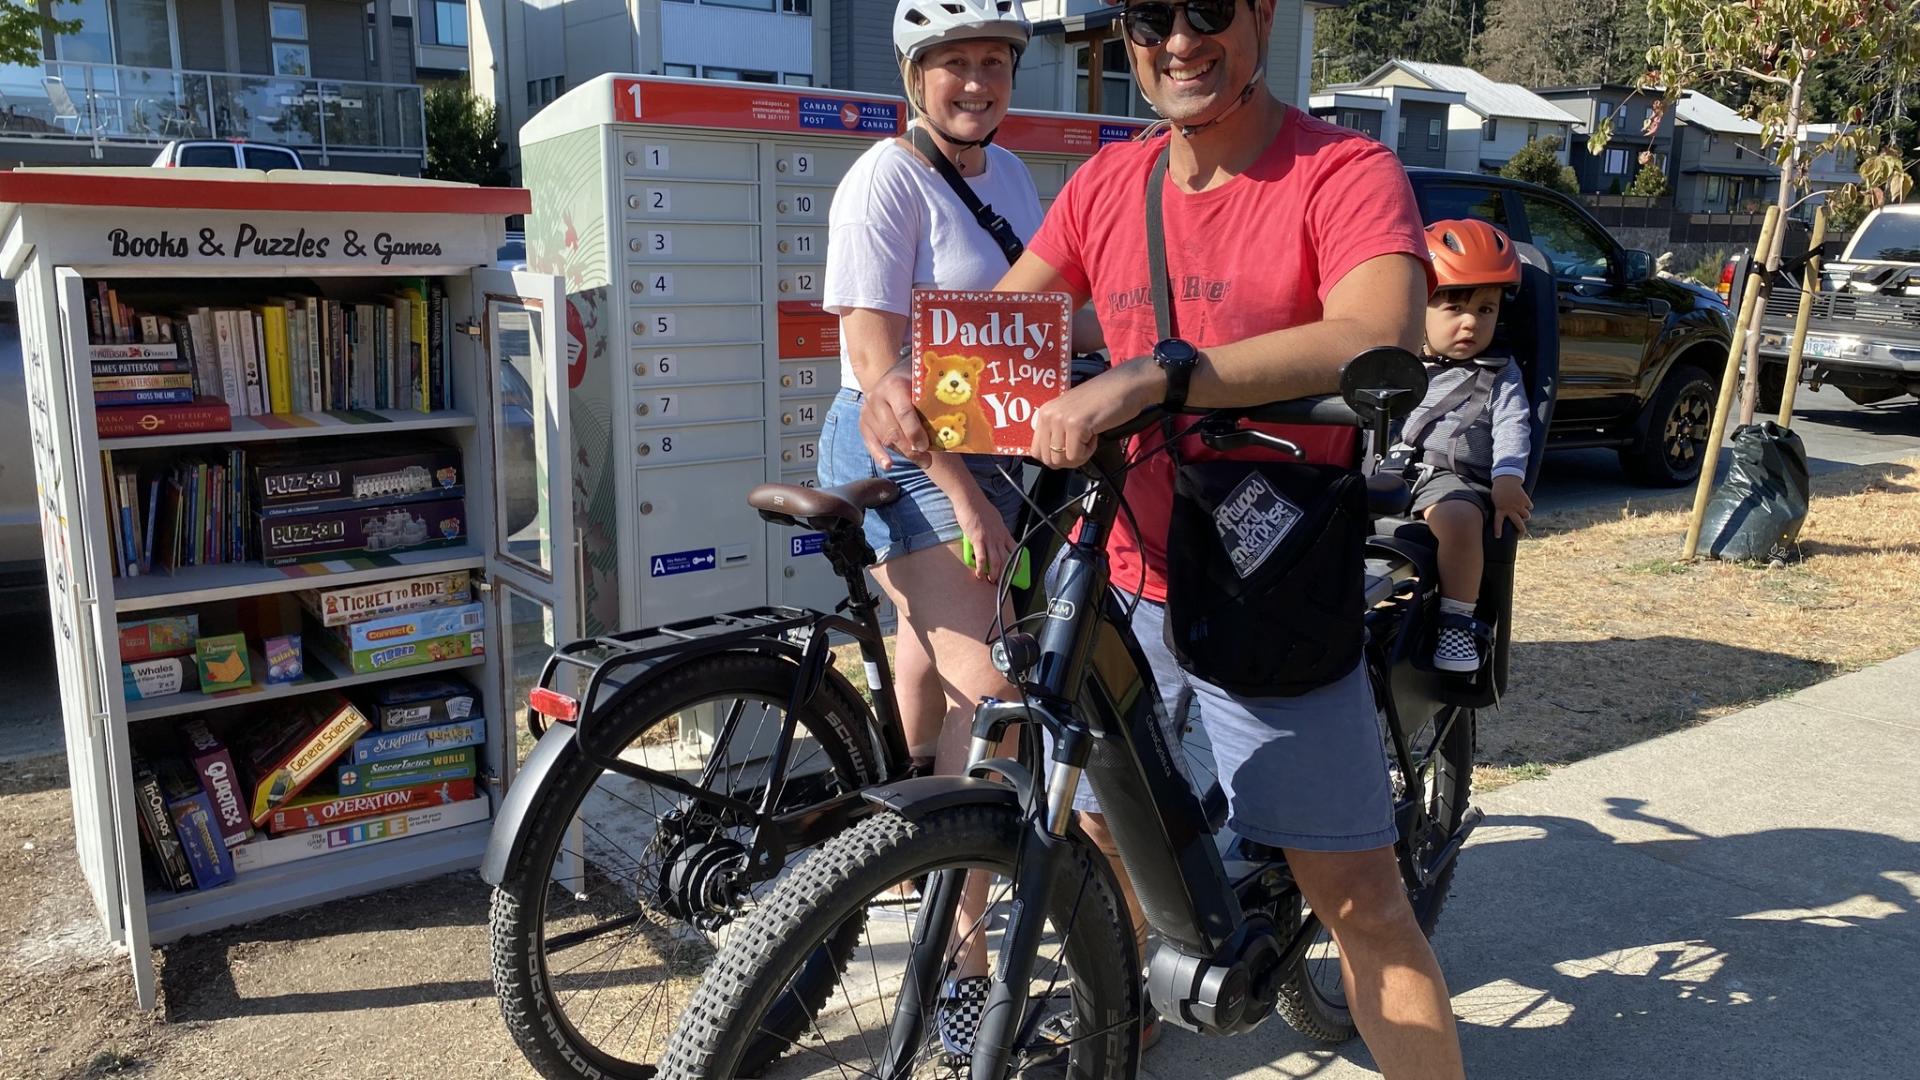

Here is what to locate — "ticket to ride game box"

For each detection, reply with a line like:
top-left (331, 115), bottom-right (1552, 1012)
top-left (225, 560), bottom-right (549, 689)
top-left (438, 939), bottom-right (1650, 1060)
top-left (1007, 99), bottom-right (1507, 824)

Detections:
top-left (910, 290), bottom-right (1072, 455)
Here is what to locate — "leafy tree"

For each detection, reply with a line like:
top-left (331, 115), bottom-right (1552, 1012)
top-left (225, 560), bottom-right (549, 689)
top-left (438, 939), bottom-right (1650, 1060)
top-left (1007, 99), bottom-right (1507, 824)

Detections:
top-left (1626, 164), bottom-right (1669, 196)
top-left (1475, 0), bottom-right (1656, 87)
top-left (3, 1), bottom-right (81, 66)
top-left (423, 82), bottom-right (507, 187)
top-left (1625, 0), bottom-right (1920, 425)
top-left (1500, 136), bottom-right (1580, 196)
top-left (1311, 0), bottom-right (1486, 89)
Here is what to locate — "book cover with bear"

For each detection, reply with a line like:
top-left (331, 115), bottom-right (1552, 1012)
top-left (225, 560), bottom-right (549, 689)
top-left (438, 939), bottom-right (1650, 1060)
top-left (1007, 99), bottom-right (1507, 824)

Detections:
top-left (910, 289), bottom-right (1073, 455)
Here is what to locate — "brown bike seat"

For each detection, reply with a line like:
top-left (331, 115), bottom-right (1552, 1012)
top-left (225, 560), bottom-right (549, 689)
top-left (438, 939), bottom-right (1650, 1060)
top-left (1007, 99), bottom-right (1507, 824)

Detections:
top-left (746, 479), bottom-right (901, 526)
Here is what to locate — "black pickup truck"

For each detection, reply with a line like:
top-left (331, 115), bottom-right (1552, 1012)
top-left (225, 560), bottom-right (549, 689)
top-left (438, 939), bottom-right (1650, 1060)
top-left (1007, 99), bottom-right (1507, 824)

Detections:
top-left (1728, 206), bottom-right (1920, 411)
top-left (1408, 170), bottom-right (1737, 485)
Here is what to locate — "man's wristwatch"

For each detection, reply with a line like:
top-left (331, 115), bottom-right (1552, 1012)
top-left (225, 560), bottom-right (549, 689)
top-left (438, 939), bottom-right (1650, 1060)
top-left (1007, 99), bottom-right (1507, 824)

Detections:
top-left (1153, 337), bottom-right (1200, 411)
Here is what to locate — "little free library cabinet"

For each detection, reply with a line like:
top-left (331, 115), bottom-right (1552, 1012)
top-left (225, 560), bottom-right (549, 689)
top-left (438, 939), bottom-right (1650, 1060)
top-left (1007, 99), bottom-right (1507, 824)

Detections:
top-left (1, 168), bottom-right (574, 1008)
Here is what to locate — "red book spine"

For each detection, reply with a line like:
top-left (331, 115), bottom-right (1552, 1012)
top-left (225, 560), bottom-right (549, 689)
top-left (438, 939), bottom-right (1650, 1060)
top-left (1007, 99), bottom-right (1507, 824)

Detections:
top-left (96, 397), bottom-right (233, 438)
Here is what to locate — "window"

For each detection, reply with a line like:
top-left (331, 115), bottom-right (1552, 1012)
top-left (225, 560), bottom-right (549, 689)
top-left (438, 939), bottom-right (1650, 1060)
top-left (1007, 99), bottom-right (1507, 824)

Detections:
top-left (433, 0), bottom-right (468, 47)
top-left (1074, 39), bottom-right (1151, 119)
top-left (1416, 184), bottom-right (1509, 229)
top-left (178, 144), bottom-right (238, 167)
top-left (663, 63), bottom-right (696, 78)
top-left (1604, 147), bottom-right (1630, 175)
top-left (244, 146), bottom-right (301, 170)
top-left (527, 77), bottom-right (564, 108)
top-left (269, 1), bottom-right (310, 77)
top-left (701, 0), bottom-right (776, 9)
top-left (1734, 142), bottom-right (1744, 159)
top-left (269, 2), bottom-right (307, 39)
top-left (1482, 117), bottom-right (1497, 142)
top-left (1707, 132), bottom-right (1717, 150)
top-left (1427, 118), bottom-right (1442, 150)
top-left (1520, 194), bottom-right (1614, 279)
top-left (1845, 212), bottom-right (1920, 262)
top-left (1705, 174), bottom-right (1726, 204)
top-left (781, 0), bottom-right (811, 11)
top-left (703, 67), bottom-right (778, 83)
top-left (783, 73), bottom-right (813, 86)
top-left (1527, 121), bottom-right (1538, 143)
top-left (1397, 117), bottom-right (1408, 150)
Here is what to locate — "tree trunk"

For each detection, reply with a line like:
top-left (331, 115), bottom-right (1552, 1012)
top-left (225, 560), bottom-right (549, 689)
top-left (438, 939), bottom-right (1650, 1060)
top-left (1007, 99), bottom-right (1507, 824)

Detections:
top-left (1738, 64), bottom-right (1806, 427)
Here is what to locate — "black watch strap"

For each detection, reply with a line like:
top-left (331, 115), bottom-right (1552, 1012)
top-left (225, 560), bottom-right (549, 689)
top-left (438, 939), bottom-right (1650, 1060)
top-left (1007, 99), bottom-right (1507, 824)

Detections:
top-left (1159, 341), bottom-right (1194, 411)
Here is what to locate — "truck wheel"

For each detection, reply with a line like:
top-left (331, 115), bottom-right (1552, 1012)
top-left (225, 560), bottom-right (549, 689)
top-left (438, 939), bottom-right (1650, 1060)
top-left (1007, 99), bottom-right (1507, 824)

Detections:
top-left (1622, 363), bottom-right (1716, 487)
top-left (1757, 363), bottom-right (1786, 415)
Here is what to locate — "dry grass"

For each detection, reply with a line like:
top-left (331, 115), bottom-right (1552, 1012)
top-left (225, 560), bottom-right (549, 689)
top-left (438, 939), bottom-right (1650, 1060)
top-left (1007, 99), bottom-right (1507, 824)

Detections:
top-left (1488, 456), bottom-right (1920, 770)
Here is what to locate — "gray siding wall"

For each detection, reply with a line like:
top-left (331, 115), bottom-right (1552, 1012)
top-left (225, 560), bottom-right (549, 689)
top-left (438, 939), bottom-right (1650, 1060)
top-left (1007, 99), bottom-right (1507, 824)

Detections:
top-left (177, 0), bottom-right (228, 71)
top-left (231, 0), bottom-right (396, 81)
top-left (1397, 99), bottom-right (1449, 168)
top-left (830, 0), bottom-right (899, 96)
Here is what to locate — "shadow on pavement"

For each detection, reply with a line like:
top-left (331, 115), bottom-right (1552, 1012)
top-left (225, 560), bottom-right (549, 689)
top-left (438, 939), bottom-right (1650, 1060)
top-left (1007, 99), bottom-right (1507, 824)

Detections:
top-left (1151, 812), bottom-right (1920, 1080)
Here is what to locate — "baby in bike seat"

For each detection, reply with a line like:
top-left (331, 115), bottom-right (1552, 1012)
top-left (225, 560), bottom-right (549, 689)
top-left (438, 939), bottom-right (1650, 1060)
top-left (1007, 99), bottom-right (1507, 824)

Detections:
top-left (1389, 219), bottom-right (1534, 675)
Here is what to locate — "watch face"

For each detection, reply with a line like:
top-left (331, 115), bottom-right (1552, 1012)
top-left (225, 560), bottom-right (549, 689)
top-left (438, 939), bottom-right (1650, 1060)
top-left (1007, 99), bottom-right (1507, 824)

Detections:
top-left (1156, 338), bottom-right (1198, 365)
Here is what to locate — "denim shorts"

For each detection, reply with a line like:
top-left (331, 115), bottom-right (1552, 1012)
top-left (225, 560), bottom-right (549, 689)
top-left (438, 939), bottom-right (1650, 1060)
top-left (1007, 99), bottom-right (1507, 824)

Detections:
top-left (817, 388), bottom-right (1026, 565)
top-left (1072, 598), bottom-right (1398, 854)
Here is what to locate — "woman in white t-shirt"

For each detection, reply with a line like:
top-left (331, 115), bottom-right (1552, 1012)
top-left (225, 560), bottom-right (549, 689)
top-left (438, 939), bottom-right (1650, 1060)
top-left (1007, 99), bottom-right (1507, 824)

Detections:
top-left (815, 0), bottom-right (1041, 1051)
top-left (819, 2), bottom-right (1039, 780)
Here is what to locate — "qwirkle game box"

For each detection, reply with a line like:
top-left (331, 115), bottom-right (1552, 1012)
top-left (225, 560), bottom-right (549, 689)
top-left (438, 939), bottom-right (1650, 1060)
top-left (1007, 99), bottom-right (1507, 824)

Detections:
top-left (910, 290), bottom-right (1072, 456)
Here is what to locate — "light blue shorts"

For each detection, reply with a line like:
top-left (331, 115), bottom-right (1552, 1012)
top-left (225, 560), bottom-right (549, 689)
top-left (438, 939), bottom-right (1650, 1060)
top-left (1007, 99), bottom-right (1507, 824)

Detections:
top-left (817, 388), bottom-right (1025, 565)
top-left (1075, 599), bottom-right (1398, 854)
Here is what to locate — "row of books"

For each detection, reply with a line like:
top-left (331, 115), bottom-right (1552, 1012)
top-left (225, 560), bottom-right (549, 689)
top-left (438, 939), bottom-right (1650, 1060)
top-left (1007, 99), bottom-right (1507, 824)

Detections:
top-left (102, 448), bottom-right (250, 579)
top-left (87, 280), bottom-right (456, 420)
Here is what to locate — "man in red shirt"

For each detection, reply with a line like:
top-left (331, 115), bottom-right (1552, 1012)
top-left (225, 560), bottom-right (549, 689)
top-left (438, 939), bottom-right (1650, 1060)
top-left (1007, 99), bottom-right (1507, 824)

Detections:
top-left (856, 0), bottom-right (1464, 1074)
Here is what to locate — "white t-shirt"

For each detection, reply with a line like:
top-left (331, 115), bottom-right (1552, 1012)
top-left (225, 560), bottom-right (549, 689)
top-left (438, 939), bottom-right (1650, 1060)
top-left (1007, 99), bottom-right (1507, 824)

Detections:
top-left (824, 137), bottom-right (1044, 390)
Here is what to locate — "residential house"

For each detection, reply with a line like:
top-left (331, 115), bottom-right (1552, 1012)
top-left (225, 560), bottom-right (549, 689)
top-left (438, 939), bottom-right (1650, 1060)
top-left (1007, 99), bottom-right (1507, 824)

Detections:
top-left (1339, 60), bottom-right (1578, 174)
top-left (1795, 123), bottom-right (1862, 221)
top-left (1306, 83), bottom-right (1467, 168)
top-left (1667, 90), bottom-right (1778, 213)
top-left (0, 0), bottom-right (428, 172)
top-left (1535, 84), bottom-right (1676, 195)
top-left (400, 0), bottom-right (472, 83)
top-left (471, 0), bottom-right (822, 177)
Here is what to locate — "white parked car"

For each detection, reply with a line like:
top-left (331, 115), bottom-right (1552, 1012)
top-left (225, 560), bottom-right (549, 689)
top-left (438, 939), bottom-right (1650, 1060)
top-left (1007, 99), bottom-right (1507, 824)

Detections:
top-left (151, 140), bottom-right (306, 170)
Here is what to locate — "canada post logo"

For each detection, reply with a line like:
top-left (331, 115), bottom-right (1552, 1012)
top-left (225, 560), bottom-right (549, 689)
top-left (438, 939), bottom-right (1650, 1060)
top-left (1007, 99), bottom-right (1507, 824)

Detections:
top-left (1099, 124), bottom-right (1138, 144)
top-left (800, 96), bottom-right (898, 133)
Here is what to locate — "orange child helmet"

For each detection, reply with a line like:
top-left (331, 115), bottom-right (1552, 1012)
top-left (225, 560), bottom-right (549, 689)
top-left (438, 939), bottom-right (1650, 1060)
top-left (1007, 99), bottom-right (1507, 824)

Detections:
top-left (1426, 218), bottom-right (1521, 290)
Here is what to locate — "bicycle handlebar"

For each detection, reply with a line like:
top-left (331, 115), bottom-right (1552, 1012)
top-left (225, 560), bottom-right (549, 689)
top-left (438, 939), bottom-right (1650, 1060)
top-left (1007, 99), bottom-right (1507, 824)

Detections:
top-left (1102, 393), bottom-right (1363, 444)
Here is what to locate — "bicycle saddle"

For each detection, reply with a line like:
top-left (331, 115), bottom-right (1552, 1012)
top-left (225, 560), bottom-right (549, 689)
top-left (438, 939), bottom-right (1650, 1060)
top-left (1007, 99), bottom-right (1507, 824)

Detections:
top-left (747, 479), bottom-right (901, 526)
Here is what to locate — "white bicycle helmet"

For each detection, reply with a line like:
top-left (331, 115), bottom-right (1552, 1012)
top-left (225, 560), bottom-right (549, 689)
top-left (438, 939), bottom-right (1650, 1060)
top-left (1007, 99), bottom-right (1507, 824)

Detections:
top-left (893, 0), bottom-right (1031, 64)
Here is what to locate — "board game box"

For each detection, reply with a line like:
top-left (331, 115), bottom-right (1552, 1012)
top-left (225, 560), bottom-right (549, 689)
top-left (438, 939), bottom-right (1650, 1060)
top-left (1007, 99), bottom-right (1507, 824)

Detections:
top-left (231, 794), bottom-right (490, 875)
top-left (367, 676), bottom-right (479, 732)
top-left (253, 442), bottom-right (463, 518)
top-left (133, 762), bottom-right (195, 892)
top-left (336, 746), bottom-right (478, 795)
top-left (318, 628), bottom-right (484, 675)
top-left (267, 777), bottom-right (477, 835)
top-left (327, 602), bottom-right (485, 653)
top-left (910, 290), bottom-right (1072, 455)
top-left (298, 571), bottom-right (472, 628)
top-left (167, 788), bottom-right (236, 890)
top-left (118, 614), bottom-right (199, 661)
top-left (179, 719), bottom-right (253, 848)
top-left (238, 695), bottom-right (372, 826)
top-left (123, 656), bottom-right (200, 700)
top-left (256, 497), bottom-right (468, 565)
top-left (349, 716), bottom-right (485, 766)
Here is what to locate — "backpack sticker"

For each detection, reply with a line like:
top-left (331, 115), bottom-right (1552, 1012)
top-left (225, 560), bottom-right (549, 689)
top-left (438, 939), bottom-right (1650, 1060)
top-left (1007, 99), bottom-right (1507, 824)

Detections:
top-left (1212, 472), bottom-right (1302, 579)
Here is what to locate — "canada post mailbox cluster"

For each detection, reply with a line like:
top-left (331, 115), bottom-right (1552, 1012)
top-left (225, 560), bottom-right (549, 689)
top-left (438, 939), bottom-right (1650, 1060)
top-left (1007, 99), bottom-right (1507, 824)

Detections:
top-left (517, 74), bottom-right (1145, 637)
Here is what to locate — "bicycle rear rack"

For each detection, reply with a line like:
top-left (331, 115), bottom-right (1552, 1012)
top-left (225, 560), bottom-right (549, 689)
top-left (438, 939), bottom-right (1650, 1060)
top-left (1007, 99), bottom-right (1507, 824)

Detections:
top-left (527, 606), bottom-right (822, 741)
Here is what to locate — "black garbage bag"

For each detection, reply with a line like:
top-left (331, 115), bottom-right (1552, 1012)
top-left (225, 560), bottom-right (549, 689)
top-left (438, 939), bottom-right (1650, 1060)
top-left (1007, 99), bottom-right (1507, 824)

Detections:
top-left (1701, 421), bottom-right (1811, 562)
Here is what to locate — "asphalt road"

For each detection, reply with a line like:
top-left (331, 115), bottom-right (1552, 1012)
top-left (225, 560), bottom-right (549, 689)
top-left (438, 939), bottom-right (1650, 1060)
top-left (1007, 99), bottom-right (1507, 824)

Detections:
top-left (1533, 387), bottom-right (1920, 516)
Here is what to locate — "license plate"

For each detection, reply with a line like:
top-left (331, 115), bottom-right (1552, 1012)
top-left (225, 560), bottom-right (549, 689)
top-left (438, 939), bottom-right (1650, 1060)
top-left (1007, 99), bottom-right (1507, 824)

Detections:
top-left (1802, 335), bottom-right (1846, 359)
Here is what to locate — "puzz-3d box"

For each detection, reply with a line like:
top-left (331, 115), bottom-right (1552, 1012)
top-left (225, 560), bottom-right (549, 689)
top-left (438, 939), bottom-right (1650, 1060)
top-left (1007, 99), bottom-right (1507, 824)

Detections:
top-left (253, 443), bottom-right (463, 518)
top-left (256, 497), bottom-right (467, 565)
top-left (910, 290), bottom-right (1072, 455)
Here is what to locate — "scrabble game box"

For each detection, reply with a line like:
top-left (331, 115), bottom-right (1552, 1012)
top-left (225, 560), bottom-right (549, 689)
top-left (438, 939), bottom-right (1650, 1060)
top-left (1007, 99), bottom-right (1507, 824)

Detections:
top-left (348, 716), bottom-right (485, 766)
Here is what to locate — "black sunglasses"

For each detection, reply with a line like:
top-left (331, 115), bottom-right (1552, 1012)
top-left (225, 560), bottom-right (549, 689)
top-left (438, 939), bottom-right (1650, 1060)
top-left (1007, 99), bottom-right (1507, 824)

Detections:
top-left (1120, 0), bottom-right (1240, 47)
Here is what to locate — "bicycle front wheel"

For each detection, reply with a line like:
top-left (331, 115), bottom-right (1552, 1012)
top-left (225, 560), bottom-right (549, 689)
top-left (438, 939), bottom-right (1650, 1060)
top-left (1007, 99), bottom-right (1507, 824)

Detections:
top-left (662, 805), bottom-right (1140, 1079)
top-left (490, 651), bottom-right (886, 1079)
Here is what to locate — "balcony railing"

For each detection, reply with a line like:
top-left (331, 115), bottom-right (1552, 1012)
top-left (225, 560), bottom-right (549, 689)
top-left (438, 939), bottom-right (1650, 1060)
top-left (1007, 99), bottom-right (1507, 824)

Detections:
top-left (0, 60), bottom-right (425, 162)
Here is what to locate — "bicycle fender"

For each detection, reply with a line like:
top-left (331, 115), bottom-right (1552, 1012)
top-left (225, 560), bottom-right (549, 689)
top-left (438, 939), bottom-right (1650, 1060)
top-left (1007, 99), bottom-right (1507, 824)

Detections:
top-left (859, 775), bottom-right (1020, 821)
top-left (481, 723), bottom-right (577, 886)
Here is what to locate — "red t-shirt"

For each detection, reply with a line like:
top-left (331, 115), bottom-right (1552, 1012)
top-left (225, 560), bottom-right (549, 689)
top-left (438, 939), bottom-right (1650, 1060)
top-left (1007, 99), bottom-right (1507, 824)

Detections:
top-left (1026, 107), bottom-right (1432, 603)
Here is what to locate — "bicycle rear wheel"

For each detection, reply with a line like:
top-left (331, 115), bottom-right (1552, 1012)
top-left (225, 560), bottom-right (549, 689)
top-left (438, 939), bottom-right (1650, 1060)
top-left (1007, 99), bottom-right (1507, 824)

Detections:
top-left (490, 652), bottom-right (886, 1079)
top-left (661, 805), bottom-right (1139, 1079)
top-left (1274, 702), bottom-right (1475, 1043)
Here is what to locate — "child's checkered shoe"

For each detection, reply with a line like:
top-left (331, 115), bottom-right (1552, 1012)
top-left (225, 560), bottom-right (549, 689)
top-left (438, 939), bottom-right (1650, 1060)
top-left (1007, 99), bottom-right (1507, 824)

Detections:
top-left (936, 975), bottom-right (990, 1060)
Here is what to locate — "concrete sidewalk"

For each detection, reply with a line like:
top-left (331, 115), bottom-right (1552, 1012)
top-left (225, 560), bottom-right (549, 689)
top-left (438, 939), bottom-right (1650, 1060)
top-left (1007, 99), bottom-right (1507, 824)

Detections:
top-left (1147, 649), bottom-right (1920, 1080)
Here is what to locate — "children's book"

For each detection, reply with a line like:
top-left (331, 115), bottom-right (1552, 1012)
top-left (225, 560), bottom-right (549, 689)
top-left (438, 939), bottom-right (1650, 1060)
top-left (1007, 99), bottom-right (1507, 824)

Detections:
top-left (909, 290), bottom-right (1073, 455)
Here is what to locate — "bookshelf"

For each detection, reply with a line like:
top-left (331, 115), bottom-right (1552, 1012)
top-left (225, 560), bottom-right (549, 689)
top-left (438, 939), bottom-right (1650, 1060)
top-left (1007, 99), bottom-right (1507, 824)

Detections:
top-left (2, 170), bottom-right (573, 1010)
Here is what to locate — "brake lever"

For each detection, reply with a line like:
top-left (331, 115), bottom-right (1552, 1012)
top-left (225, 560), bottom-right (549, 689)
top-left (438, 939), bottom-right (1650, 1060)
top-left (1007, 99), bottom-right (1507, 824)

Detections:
top-left (1199, 427), bottom-right (1306, 460)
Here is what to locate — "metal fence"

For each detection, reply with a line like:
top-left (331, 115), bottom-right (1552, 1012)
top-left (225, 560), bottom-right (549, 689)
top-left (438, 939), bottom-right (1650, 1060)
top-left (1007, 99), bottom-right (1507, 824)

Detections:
top-left (0, 60), bottom-right (426, 162)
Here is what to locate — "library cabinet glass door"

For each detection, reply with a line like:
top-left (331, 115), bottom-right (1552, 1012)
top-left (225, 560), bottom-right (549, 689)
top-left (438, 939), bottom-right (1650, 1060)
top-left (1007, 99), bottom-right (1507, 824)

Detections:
top-left (470, 268), bottom-right (576, 780)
